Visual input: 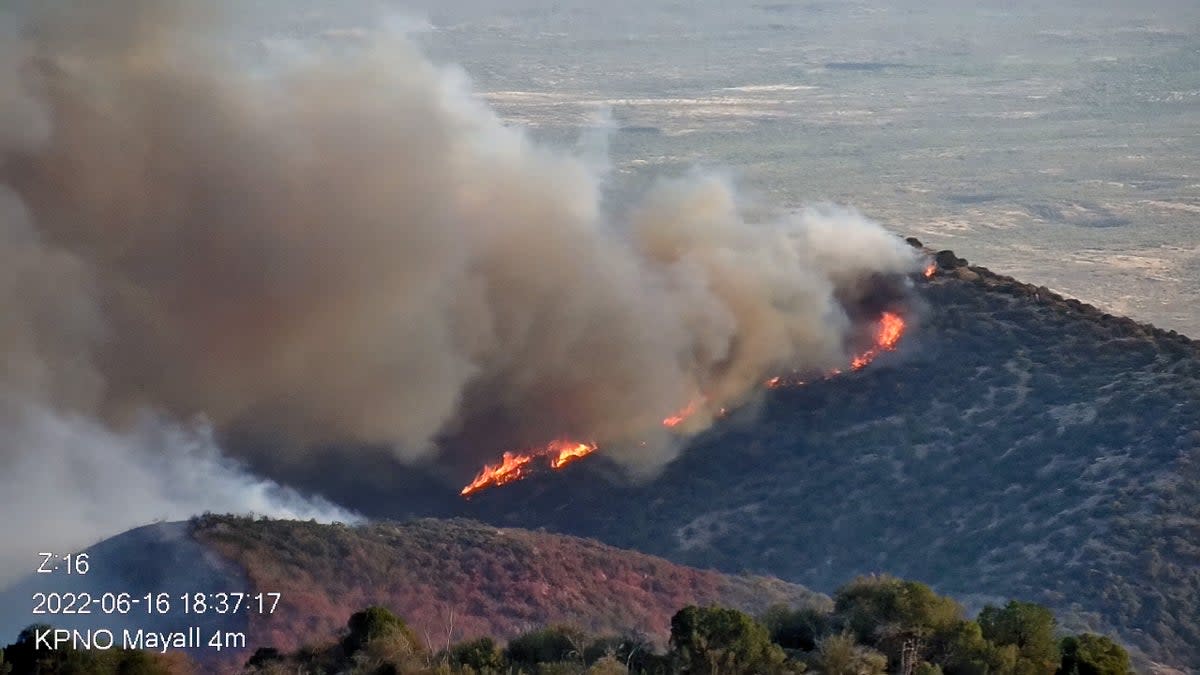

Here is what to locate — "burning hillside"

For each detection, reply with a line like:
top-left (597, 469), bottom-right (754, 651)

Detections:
top-left (0, 0), bottom-right (928, 578)
top-left (461, 309), bottom-right (914, 496)
top-left (461, 441), bottom-right (598, 496)
top-left (462, 249), bottom-right (1200, 669)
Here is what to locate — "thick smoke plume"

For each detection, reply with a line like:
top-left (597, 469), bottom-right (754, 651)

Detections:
top-left (0, 0), bottom-right (919, 576)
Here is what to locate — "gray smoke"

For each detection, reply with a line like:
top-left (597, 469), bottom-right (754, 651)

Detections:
top-left (0, 0), bottom-right (920, 579)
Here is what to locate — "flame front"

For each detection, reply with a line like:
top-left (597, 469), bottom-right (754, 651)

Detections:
top-left (460, 451), bottom-right (535, 496)
top-left (765, 374), bottom-right (807, 389)
top-left (461, 440), bottom-right (597, 496)
top-left (850, 312), bottom-right (905, 370)
top-left (663, 398), bottom-right (704, 428)
top-left (462, 311), bottom-right (909, 496)
top-left (924, 262), bottom-right (937, 278)
top-left (549, 440), bottom-right (598, 469)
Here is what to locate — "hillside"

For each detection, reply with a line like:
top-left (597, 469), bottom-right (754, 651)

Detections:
top-left (0, 516), bottom-right (825, 667)
top-left (5, 249), bottom-right (1192, 671)
top-left (457, 248), bottom-right (1200, 669)
top-left (4, 516), bottom-right (1140, 675)
top-left (194, 516), bottom-right (827, 656)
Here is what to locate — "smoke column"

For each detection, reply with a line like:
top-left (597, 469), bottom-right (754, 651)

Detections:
top-left (0, 0), bottom-right (920, 580)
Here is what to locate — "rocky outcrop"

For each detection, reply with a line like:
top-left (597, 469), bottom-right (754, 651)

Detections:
top-left (934, 249), bottom-right (968, 269)
top-left (915, 245), bottom-right (1196, 354)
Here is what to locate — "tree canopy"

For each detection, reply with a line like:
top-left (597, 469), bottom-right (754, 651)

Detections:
top-left (4, 582), bottom-right (1135, 675)
top-left (669, 605), bottom-right (788, 675)
top-left (1059, 634), bottom-right (1131, 675)
top-left (978, 601), bottom-right (1060, 674)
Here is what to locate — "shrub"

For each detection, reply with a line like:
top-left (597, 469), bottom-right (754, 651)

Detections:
top-left (1058, 634), bottom-right (1131, 675)
top-left (669, 605), bottom-right (787, 674)
top-left (449, 637), bottom-right (505, 672)
top-left (506, 626), bottom-right (588, 667)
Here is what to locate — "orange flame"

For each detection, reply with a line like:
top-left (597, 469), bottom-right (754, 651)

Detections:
top-left (923, 263), bottom-right (937, 278)
top-left (663, 398), bottom-right (704, 428)
top-left (462, 312), bottom-right (908, 496)
top-left (549, 440), bottom-right (598, 469)
top-left (849, 311), bottom-right (905, 370)
top-left (460, 440), bottom-right (597, 496)
top-left (765, 374), bottom-right (807, 389)
top-left (460, 451), bottom-right (534, 496)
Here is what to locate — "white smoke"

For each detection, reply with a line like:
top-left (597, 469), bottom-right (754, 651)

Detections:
top-left (0, 400), bottom-right (357, 585)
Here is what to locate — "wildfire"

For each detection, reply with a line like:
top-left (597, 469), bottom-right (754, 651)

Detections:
top-left (765, 374), bottom-right (807, 389)
top-left (923, 262), bottom-right (937, 278)
top-left (459, 452), bottom-right (534, 496)
top-left (461, 311), bottom-right (909, 496)
top-left (460, 440), bottom-right (597, 496)
top-left (765, 312), bottom-right (906, 383)
top-left (549, 440), bottom-right (598, 469)
top-left (849, 311), bottom-right (905, 370)
top-left (663, 398), bottom-right (704, 428)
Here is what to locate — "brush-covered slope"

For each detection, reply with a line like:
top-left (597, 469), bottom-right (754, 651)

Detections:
top-left (0, 515), bottom-right (824, 665)
top-left (194, 515), bottom-right (826, 655)
top-left (465, 252), bottom-right (1200, 669)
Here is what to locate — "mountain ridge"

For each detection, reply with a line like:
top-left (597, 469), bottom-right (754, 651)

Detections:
top-left (925, 244), bottom-right (1197, 351)
top-left (4, 246), bottom-right (1195, 671)
top-left (458, 243), bottom-right (1200, 668)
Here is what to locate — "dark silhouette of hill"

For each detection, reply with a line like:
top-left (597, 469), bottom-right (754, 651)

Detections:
top-left (459, 247), bottom-right (1200, 670)
top-left (0, 522), bottom-right (249, 660)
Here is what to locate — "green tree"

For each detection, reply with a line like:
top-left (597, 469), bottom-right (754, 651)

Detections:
top-left (448, 636), bottom-right (505, 672)
top-left (506, 626), bottom-right (587, 667)
top-left (1057, 634), bottom-right (1130, 675)
top-left (341, 605), bottom-right (424, 674)
top-left (762, 604), bottom-right (831, 651)
top-left (669, 605), bottom-right (788, 674)
top-left (342, 606), bottom-right (422, 656)
top-left (930, 619), bottom-right (1016, 675)
top-left (833, 576), bottom-right (964, 666)
top-left (810, 632), bottom-right (886, 675)
top-left (978, 602), bottom-right (1059, 674)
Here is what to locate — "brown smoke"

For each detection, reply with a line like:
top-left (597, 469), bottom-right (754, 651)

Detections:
top-left (0, 0), bottom-right (921, 492)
